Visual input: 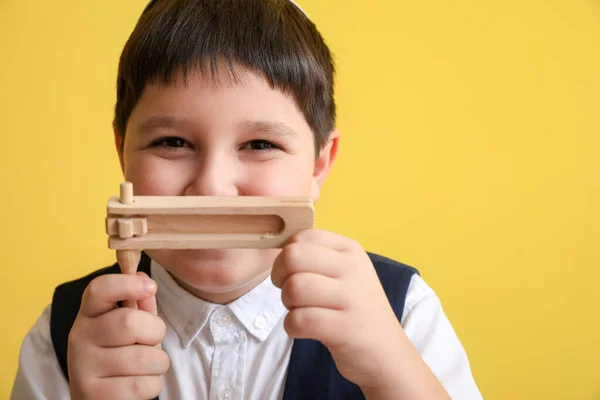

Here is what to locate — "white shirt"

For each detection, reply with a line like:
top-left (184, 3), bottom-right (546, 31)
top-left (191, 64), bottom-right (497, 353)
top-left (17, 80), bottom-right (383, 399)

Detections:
top-left (11, 260), bottom-right (483, 399)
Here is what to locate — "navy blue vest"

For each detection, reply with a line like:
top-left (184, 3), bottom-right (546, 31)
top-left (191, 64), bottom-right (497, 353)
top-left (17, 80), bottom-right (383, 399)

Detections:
top-left (50, 252), bottom-right (417, 399)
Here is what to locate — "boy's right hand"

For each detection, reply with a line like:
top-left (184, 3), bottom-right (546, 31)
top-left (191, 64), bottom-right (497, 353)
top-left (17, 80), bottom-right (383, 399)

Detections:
top-left (67, 273), bottom-right (169, 400)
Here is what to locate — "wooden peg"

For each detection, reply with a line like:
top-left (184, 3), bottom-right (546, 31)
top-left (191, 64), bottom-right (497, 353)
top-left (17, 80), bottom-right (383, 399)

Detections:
top-left (120, 181), bottom-right (134, 204)
top-left (116, 181), bottom-right (141, 309)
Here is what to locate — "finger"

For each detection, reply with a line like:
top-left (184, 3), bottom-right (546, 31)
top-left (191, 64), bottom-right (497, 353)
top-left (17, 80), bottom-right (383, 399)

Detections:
top-left (88, 375), bottom-right (163, 400)
top-left (80, 274), bottom-right (157, 318)
top-left (281, 273), bottom-right (346, 310)
top-left (135, 278), bottom-right (163, 349)
top-left (96, 345), bottom-right (170, 378)
top-left (288, 229), bottom-right (360, 253)
top-left (92, 308), bottom-right (166, 347)
top-left (272, 242), bottom-right (346, 288)
top-left (284, 307), bottom-right (345, 347)
top-left (137, 272), bottom-right (158, 316)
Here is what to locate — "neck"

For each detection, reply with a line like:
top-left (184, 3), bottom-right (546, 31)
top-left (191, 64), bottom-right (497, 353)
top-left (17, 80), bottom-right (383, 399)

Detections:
top-left (172, 267), bottom-right (273, 304)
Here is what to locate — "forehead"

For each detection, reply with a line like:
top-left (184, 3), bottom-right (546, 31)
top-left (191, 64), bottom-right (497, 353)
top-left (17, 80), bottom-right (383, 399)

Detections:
top-left (127, 64), bottom-right (312, 135)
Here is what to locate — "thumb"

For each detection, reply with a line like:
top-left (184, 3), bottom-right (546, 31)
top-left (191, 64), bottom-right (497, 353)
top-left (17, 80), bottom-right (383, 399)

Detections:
top-left (136, 272), bottom-right (158, 315)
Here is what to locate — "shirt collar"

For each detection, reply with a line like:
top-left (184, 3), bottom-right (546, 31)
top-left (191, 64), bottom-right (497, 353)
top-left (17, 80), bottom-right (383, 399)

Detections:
top-left (151, 259), bottom-right (287, 348)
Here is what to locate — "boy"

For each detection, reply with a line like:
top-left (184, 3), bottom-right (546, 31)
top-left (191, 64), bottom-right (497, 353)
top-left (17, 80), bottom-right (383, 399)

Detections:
top-left (11, 0), bottom-right (482, 399)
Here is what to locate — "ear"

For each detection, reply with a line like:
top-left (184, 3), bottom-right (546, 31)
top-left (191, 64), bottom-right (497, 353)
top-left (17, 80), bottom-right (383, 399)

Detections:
top-left (311, 129), bottom-right (340, 202)
top-left (113, 125), bottom-right (125, 174)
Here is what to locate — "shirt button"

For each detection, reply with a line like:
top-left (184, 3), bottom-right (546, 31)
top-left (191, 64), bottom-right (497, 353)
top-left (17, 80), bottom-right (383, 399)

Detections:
top-left (219, 388), bottom-right (233, 400)
top-left (254, 316), bottom-right (267, 329)
top-left (217, 314), bottom-right (231, 326)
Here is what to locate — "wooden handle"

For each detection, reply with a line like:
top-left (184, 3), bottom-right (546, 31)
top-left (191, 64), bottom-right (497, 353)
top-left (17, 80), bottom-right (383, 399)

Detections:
top-left (116, 182), bottom-right (141, 309)
top-left (117, 250), bottom-right (141, 309)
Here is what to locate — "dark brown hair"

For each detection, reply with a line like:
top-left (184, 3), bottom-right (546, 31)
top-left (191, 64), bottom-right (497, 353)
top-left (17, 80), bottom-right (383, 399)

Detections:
top-left (114, 0), bottom-right (336, 153)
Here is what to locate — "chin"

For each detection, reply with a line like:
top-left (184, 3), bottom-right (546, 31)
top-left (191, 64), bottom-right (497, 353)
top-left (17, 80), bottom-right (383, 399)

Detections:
top-left (146, 248), bottom-right (278, 293)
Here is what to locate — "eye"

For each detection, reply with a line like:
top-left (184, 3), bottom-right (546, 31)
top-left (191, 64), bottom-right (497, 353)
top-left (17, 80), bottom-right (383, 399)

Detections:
top-left (150, 137), bottom-right (190, 149)
top-left (243, 140), bottom-right (279, 151)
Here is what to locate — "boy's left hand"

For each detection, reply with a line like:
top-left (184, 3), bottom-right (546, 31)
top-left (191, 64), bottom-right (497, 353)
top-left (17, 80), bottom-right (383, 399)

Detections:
top-left (271, 229), bottom-right (406, 392)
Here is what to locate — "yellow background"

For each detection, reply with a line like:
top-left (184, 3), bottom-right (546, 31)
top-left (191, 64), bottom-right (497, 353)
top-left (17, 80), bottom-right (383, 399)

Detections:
top-left (1, 0), bottom-right (598, 398)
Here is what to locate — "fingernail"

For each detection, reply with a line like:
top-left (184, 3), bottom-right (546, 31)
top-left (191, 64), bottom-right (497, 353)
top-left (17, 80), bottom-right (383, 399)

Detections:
top-left (143, 279), bottom-right (156, 293)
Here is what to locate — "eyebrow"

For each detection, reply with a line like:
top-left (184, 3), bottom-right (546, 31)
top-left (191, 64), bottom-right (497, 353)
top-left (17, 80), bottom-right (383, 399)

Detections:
top-left (136, 116), bottom-right (194, 135)
top-left (238, 120), bottom-right (298, 138)
top-left (136, 117), bottom-right (298, 138)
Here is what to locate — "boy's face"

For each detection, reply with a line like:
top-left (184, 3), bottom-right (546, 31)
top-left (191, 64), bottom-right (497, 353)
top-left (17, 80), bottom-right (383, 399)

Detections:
top-left (114, 66), bottom-right (339, 303)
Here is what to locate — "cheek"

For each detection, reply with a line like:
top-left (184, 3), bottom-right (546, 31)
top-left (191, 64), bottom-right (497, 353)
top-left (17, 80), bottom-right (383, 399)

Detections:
top-left (124, 155), bottom-right (195, 196)
top-left (242, 158), bottom-right (313, 196)
top-left (122, 150), bottom-right (314, 197)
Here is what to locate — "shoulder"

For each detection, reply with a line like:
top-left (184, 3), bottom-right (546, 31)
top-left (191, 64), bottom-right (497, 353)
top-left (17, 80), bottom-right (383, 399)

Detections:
top-left (366, 251), bottom-right (420, 289)
top-left (365, 253), bottom-right (443, 326)
top-left (367, 252), bottom-right (419, 276)
top-left (366, 252), bottom-right (420, 321)
top-left (11, 305), bottom-right (71, 398)
top-left (22, 304), bottom-right (53, 349)
top-left (402, 273), bottom-right (439, 322)
top-left (398, 275), bottom-right (484, 398)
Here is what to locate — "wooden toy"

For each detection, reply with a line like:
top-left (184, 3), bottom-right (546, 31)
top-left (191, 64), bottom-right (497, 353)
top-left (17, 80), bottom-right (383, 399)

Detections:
top-left (106, 182), bottom-right (314, 307)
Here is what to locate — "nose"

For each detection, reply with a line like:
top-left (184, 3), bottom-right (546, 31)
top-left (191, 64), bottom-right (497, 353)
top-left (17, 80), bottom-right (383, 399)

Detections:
top-left (184, 154), bottom-right (239, 197)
